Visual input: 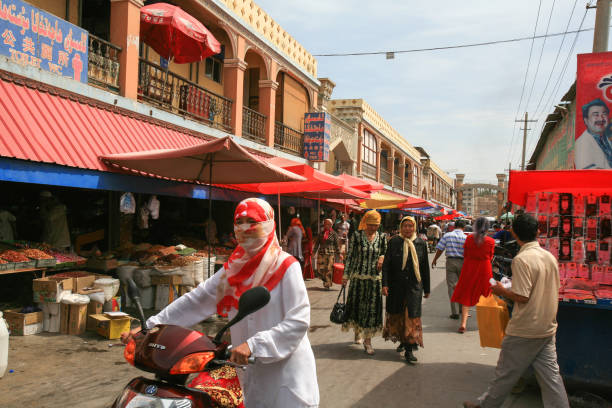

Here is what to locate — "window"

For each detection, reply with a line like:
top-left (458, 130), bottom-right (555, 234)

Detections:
top-left (362, 130), bottom-right (377, 166)
top-left (413, 165), bottom-right (418, 187)
top-left (205, 57), bottom-right (222, 83)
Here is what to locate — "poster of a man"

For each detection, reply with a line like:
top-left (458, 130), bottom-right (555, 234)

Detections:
top-left (575, 99), bottom-right (612, 169)
top-left (576, 52), bottom-right (612, 169)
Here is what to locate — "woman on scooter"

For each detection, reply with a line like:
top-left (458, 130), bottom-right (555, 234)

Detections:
top-left (122, 198), bottom-right (319, 408)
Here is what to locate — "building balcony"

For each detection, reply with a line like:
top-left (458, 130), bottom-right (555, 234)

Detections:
top-left (88, 34), bottom-right (121, 94)
top-left (242, 106), bottom-right (266, 144)
top-left (137, 58), bottom-right (233, 131)
top-left (274, 121), bottom-right (303, 156)
top-left (381, 169), bottom-right (392, 186)
top-left (361, 162), bottom-right (377, 181)
top-left (394, 175), bottom-right (402, 189)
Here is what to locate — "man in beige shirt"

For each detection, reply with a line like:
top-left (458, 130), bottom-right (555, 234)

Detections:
top-left (464, 214), bottom-right (569, 408)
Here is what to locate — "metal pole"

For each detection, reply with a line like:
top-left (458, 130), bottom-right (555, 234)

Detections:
top-left (208, 154), bottom-right (213, 278)
top-left (593, 0), bottom-right (610, 52)
top-left (521, 112), bottom-right (528, 170)
top-left (277, 191), bottom-right (282, 241)
top-left (317, 193), bottom-right (321, 236)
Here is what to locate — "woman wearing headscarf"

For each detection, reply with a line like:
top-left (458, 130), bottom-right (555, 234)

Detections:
top-left (286, 217), bottom-right (305, 262)
top-left (382, 216), bottom-right (430, 363)
top-left (314, 218), bottom-right (341, 290)
top-left (124, 198), bottom-right (319, 407)
top-left (341, 210), bottom-right (387, 355)
top-left (451, 217), bottom-right (495, 333)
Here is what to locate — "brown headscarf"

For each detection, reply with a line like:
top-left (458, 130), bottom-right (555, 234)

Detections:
top-left (399, 216), bottom-right (421, 283)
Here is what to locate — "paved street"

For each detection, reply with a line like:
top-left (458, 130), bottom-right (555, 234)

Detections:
top-left (0, 255), bottom-right (574, 408)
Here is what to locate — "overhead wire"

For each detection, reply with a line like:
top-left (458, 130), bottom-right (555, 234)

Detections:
top-left (531, 0), bottom-right (579, 117)
top-left (524, 7), bottom-right (589, 164)
top-left (525, 0), bottom-right (557, 112)
top-left (507, 0), bottom-right (543, 171)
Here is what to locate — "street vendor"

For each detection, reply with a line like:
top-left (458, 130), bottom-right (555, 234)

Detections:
top-left (39, 191), bottom-right (71, 250)
top-left (122, 198), bottom-right (319, 408)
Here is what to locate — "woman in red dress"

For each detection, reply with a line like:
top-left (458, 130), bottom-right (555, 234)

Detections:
top-left (302, 227), bottom-right (315, 279)
top-left (451, 217), bottom-right (495, 333)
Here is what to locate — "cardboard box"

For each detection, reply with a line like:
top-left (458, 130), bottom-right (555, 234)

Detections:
top-left (33, 277), bottom-right (73, 303)
top-left (87, 301), bottom-right (103, 316)
top-left (60, 303), bottom-right (88, 335)
top-left (3, 309), bottom-right (44, 336)
top-left (87, 313), bottom-right (131, 339)
top-left (87, 258), bottom-right (118, 271)
top-left (52, 272), bottom-right (97, 293)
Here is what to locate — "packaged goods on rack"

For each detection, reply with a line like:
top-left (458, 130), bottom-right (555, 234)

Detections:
top-left (532, 191), bottom-right (612, 305)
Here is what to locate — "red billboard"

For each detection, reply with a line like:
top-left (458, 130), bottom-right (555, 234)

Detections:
top-left (575, 52), bottom-right (612, 169)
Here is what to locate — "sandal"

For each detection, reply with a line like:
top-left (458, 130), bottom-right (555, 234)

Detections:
top-left (458, 326), bottom-right (466, 334)
top-left (363, 343), bottom-right (375, 355)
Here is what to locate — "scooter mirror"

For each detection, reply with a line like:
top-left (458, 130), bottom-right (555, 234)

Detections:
top-left (237, 286), bottom-right (271, 318)
top-left (213, 286), bottom-right (270, 344)
top-left (123, 278), bottom-right (147, 334)
top-left (127, 278), bottom-right (142, 301)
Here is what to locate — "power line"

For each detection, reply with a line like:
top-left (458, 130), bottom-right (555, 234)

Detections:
top-left (525, 7), bottom-right (589, 164)
top-left (525, 0), bottom-right (556, 112)
top-left (531, 0), bottom-right (579, 117)
top-left (312, 24), bottom-right (596, 57)
top-left (507, 0), bottom-right (543, 173)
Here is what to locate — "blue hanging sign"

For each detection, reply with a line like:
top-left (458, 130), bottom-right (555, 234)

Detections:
top-left (0, 0), bottom-right (89, 83)
top-left (303, 112), bottom-right (330, 162)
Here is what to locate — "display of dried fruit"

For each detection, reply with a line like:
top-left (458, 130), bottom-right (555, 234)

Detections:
top-left (1, 250), bottom-right (30, 263)
top-left (21, 249), bottom-right (54, 260)
top-left (0, 259), bottom-right (7, 264)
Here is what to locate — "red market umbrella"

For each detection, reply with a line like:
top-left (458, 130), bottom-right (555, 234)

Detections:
top-left (337, 173), bottom-right (384, 193)
top-left (140, 3), bottom-right (221, 63)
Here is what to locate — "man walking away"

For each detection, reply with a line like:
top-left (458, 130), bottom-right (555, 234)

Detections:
top-left (463, 214), bottom-right (569, 408)
top-left (431, 219), bottom-right (466, 319)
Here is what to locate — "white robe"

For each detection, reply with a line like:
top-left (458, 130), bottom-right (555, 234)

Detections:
top-left (146, 262), bottom-right (319, 408)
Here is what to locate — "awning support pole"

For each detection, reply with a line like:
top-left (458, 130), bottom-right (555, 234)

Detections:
top-left (208, 153), bottom-right (213, 279)
top-left (278, 191), bottom-right (282, 241)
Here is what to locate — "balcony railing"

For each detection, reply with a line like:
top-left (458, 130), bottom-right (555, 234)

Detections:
top-left (242, 106), bottom-right (266, 144)
top-left (274, 122), bottom-right (303, 156)
top-left (394, 175), bottom-right (402, 189)
top-left (138, 58), bottom-right (232, 131)
top-left (381, 169), bottom-right (392, 186)
top-left (361, 162), bottom-right (377, 181)
top-left (88, 34), bottom-right (121, 93)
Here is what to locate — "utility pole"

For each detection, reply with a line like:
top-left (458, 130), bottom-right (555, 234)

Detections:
top-left (593, 0), bottom-right (610, 52)
top-left (515, 112), bottom-right (537, 170)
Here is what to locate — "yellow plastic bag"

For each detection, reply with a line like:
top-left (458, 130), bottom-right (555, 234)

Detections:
top-left (476, 294), bottom-right (510, 349)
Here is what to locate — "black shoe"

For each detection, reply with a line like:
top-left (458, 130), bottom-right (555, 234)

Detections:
top-left (396, 343), bottom-right (404, 353)
top-left (405, 349), bottom-right (417, 363)
top-left (449, 314), bottom-right (460, 320)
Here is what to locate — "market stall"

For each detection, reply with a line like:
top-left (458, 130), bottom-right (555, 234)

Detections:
top-left (507, 169), bottom-right (612, 390)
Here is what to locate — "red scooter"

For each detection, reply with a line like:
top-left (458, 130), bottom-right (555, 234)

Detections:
top-left (111, 279), bottom-right (269, 408)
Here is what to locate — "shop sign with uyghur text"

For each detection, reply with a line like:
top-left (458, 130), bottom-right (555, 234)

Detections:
top-left (303, 112), bottom-right (330, 162)
top-left (0, 0), bottom-right (88, 83)
top-left (575, 52), bottom-right (612, 169)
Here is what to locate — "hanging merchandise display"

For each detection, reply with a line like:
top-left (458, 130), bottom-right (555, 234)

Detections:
top-left (147, 195), bottom-right (160, 220)
top-left (119, 193), bottom-right (136, 214)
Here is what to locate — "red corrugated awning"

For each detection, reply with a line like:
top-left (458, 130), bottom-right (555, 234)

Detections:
top-left (0, 72), bottom-right (215, 172)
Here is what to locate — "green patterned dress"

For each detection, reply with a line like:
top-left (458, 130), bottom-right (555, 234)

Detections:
top-left (342, 230), bottom-right (388, 337)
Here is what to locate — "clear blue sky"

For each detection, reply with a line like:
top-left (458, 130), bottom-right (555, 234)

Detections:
top-left (254, 0), bottom-right (606, 183)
